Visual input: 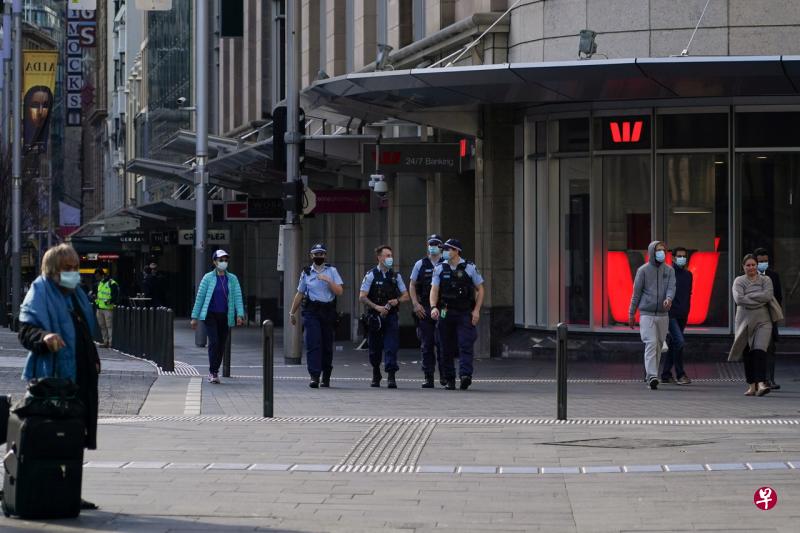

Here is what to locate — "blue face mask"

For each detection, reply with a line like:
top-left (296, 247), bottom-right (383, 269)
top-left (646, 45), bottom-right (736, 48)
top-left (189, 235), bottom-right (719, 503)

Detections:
top-left (58, 271), bottom-right (81, 290)
top-left (442, 250), bottom-right (452, 261)
top-left (655, 250), bottom-right (666, 263)
top-left (384, 257), bottom-right (394, 268)
top-left (757, 262), bottom-right (768, 273)
top-left (675, 257), bottom-right (687, 267)
top-left (428, 246), bottom-right (440, 255)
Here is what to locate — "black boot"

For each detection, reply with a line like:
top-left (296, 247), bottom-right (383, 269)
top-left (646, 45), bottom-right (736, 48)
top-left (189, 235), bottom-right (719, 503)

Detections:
top-left (321, 369), bottom-right (331, 388)
top-left (371, 367), bottom-right (382, 387)
top-left (459, 376), bottom-right (472, 390)
top-left (387, 371), bottom-right (397, 389)
top-left (309, 374), bottom-right (320, 388)
top-left (445, 377), bottom-right (456, 390)
top-left (421, 373), bottom-right (434, 388)
top-left (439, 375), bottom-right (447, 387)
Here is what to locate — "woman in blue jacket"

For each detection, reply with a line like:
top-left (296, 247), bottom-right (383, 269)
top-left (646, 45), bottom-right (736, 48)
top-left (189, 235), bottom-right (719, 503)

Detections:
top-left (191, 250), bottom-right (245, 383)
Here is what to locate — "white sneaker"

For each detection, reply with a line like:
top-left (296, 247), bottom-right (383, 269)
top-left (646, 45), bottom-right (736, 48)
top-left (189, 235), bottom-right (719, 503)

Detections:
top-left (211, 373), bottom-right (220, 384)
top-left (207, 373), bottom-right (215, 383)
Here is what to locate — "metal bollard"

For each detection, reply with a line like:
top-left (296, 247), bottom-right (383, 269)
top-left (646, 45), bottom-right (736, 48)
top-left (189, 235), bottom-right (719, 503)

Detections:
top-left (262, 320), bottom-right (274, 418)
top-left (144, 307), bottom-right (153, 360)
top-left (153, 307), bottom-right (164, 368)
top-left (222, 329), bottom-right (232, 378)
top-left (556, 322), bottom-right (568, 421)
top-left (163, 308), bottom-right (175, 372)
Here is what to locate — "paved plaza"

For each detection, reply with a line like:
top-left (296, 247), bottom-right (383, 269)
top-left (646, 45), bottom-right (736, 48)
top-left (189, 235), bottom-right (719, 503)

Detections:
top-left (1, 324), bottom-right (798, 532)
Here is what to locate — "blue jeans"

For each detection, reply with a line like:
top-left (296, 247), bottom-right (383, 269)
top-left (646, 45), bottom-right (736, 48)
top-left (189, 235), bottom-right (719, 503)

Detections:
top-left (437, 310), bottom-right (477, 379)
top-left (368, 312), bottom-right (399, 372)
top-left (204, 312), bottom-right (229, 375)
top-left (302, 307), bottom-right (335, 378)
top-left (661, 316), bottom-right (687, 380)
top-left (416, 310), bottom-right (441, 375)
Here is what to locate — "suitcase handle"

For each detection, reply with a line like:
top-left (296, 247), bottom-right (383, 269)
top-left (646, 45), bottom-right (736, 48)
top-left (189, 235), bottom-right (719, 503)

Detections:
top-left (2, 446), bottom-right (17, 478)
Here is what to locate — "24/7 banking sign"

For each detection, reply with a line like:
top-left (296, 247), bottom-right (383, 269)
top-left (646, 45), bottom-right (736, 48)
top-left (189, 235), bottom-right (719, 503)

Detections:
top-left (361, 143), bottom-right (462, 174)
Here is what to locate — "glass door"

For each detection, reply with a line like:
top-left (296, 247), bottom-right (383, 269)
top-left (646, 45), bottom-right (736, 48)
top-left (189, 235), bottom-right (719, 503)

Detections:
top-left (560, 158), bottom-right (591, 325)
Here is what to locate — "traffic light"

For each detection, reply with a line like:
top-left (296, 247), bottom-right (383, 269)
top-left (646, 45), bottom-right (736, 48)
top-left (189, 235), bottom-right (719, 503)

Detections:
top-left (282, 180), bottom-right (304, 214)
top-left (271, 105), bottom-right (306, 172)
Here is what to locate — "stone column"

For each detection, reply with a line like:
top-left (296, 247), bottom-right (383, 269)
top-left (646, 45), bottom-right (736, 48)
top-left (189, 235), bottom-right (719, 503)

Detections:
top-left (473, 106), bottom-right (516, 357)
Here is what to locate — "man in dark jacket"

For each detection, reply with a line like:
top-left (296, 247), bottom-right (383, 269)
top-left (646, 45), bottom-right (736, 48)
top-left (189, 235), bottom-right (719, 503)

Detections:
top-left (754, 247), bottom-right (782, 390)
top-left (661, 247), bottom-right (692, 385)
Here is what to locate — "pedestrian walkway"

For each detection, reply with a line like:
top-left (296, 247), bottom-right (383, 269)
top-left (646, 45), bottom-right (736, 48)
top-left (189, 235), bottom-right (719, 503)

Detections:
top-left (1, 323), bottom-right (798, 531)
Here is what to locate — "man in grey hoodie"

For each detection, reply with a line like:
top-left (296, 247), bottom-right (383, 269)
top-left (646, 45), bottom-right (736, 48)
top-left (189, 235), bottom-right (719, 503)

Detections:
top-left (629, 241), bottom-right (676, 390)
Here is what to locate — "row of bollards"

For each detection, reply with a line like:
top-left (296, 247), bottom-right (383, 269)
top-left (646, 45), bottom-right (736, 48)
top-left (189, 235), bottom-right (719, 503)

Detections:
top-left (112, 307), bottom-right (175, 372)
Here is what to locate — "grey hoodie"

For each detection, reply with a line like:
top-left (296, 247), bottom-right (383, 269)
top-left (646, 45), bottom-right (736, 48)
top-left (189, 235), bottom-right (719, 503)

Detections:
top-left (628, 241), bottom-right (676, 318)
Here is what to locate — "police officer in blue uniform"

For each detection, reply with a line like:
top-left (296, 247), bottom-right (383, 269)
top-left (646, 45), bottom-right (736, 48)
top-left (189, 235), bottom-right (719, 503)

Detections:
top-left (289, 243), bottom-right (344, 388)
top-left (359, 244), bottom-right (409, 388)
top-left (430, 239), bottom-right (485, 390)
top-left (409, 234), bottom-right (445, 388)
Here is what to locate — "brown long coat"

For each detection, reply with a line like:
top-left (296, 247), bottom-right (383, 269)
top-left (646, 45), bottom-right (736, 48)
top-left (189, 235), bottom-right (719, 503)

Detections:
top-left (728, 274), bottom-right (773, 362)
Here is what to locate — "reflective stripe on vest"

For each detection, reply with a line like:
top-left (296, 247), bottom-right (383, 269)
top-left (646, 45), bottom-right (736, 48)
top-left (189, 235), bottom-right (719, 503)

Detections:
top-left (97, 280), bottom-right (116, 310)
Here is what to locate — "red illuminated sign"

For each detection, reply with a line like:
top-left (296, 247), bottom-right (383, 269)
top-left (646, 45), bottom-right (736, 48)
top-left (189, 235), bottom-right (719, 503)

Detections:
top-left (607, 241), bottom-right (721, 326)
top-left (609, 121), bottom-right (644, 144)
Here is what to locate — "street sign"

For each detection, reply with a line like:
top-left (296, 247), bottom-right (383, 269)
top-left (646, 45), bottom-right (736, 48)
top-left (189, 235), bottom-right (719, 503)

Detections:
top-left (362, 143), bottom-right (462, 174)
top-left (224, 199), bottom-right (284, 220)
top-left (311, 189), bottom-right (371, 214)
top-left (179, 229), bottom-right (230, 246)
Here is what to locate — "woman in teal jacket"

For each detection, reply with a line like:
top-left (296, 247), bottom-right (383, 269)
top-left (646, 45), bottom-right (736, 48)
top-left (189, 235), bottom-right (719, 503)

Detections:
top-left (191, 250), bottom-right (245, 383)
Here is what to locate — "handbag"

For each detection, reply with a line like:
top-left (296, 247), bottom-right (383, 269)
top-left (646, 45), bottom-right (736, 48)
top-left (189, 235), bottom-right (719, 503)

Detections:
top-left (11, 377), bottom-right (85, 419)
top-left (767, 297), bottom-right (784, 323)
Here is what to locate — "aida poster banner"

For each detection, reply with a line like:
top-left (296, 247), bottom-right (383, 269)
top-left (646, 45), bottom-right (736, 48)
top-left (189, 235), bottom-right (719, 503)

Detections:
top-left (23, 50), bottom-right (58, 153)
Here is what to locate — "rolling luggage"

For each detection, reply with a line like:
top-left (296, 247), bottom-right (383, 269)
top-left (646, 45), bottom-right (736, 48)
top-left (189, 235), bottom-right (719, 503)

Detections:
top-left (0, 394), bottom-right (10, 445)
top-left (2, 378), bottom-right (86, 519)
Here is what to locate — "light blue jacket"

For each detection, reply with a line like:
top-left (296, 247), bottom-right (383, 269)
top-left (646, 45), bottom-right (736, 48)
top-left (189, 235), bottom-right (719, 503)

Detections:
top-left (191, 271), bottom-right (245, 327)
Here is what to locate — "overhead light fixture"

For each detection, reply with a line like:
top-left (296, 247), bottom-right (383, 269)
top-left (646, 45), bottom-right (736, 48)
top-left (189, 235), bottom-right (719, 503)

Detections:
top-left (376, 43), bottom-right (393, 71)
top-left (714, 161), bottom-right (725, 165)
top-left (578, 29), bottom-right (597, 59)
top-left (756, 155), bottom-right (768, 159)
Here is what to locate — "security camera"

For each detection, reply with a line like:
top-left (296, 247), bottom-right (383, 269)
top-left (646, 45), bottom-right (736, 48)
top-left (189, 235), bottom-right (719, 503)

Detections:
top-left (177, 96), bottom-right (187, 105)
top-left (369, 173), bottom-right (383, 190)
top-left (373, 176), bottom-right (388, 194)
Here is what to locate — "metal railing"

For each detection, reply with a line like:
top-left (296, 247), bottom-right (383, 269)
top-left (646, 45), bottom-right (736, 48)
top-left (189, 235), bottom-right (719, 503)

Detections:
top-left (112, 306), bottom-right (175, 372)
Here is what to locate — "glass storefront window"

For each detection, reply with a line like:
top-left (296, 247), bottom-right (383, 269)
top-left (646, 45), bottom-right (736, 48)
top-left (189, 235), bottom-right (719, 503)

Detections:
top-left (603, 155), bottom-right (651, 327)
top-left (740, 153), bottom-right (800, 328)
top-left (662, 154), bottom-right (729, 327)
top-left (560, 158), bottom-right (590, 325)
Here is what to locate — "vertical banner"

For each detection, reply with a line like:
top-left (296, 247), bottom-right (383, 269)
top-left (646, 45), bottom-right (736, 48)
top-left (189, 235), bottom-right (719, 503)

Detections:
top-left (23, 50), bottom-right (58, 153)
top-left (66, 9), bottom-right (96, 127)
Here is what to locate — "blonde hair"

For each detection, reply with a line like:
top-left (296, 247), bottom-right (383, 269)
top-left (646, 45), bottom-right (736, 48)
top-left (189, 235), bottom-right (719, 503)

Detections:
top-left (41, 244), bottom-right (80, 278)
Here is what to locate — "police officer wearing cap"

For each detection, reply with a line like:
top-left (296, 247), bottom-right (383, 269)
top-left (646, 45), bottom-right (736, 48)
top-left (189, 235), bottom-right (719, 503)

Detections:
top-left (359, 244), bottom-right (409, 388)
top-left (429, 239), bottom-right (485, 390)
top-left (289, 243), bottom-right (344, 388)
top-left (409, 234), bottom-right (445, 388)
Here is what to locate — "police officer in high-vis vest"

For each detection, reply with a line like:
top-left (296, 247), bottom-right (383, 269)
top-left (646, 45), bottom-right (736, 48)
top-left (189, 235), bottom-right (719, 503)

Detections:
top-left (289, 243), bottom-right (344, 388)
top-left (409, 234), bottom-right (445, 388)
top-left (430, 239), bottom-right (485, 390)
top-left (93, 267), bottom-right (120, 347)
top-left (359, 244), bottom-right (409, 388)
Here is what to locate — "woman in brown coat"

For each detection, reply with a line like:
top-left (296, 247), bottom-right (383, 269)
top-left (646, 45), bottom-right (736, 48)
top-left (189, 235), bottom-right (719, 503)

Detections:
top-left (728, 254), bottom-right (773, 396)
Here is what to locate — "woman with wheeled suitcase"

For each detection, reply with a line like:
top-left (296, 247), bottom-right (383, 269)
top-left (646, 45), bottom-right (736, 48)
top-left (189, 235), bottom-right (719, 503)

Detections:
top-left (3, 244), bottom-right (101, 517)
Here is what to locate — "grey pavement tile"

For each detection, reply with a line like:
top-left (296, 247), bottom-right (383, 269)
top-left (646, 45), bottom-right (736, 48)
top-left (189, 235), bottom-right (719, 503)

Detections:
top-left (84, 461), bottom-right (128, 468)
top-left (457, 466), bottom-right (498, 474)
top-left (499, 466), bottom-right (539, 474)
top-left (416, 465), bottom-right (457, 473)
top-left (747, 461), bottom-right (790, 470)
top-left (788, 461), bottom-right (800, 469)
top-left (540, 466), bottom-right (581, 474)
top-left (581, 465), bottom-right (622, 473)
top-left (705, 463), bottom-right (748, 471)
top-left (207, 463), bottom-right (252, 470)
top-left (664, 464), bottom-right (705, 472)
top-left (248, 463), bottom-right (292, 471)
top-left (123, 461), bottom-right (169, 469)
top-left (290, 464), bottom-right (333, 472)
top-left (622, 464), bottom-right (664, 473)
top-left (165, 462), bottom-right (211, 470)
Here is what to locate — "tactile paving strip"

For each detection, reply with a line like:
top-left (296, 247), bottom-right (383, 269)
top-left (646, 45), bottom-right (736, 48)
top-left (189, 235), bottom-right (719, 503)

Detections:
top-left (333, 420), bottom-right (436, 472)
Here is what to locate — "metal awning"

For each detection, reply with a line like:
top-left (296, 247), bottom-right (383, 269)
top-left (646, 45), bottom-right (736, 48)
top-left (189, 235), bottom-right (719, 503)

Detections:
top-left (161, 130), bottom-right (245, 158)
top-left (302, 56), bottom-right (800, 132)
top-left (68, 201), bottom-right (198, 242)
top-left (126, 158), bottom-right (193, 186)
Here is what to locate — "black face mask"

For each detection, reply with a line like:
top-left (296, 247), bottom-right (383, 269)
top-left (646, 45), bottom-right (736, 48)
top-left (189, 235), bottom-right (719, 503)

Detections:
top-left (313, 257), bottom-right (325, 266)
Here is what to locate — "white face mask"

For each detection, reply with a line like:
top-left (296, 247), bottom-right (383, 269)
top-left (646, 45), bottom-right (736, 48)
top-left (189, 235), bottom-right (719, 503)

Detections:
top-left (58, 271), bottom-right (81, 290)
top-left (383, 257), bottom-right (394, 268)
top-left (216, 261), bottom-right (228, 272)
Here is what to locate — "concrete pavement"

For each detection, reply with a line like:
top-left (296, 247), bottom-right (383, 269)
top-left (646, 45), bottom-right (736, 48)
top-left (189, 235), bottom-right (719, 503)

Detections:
top-left (1, 322), bottom-right (798, 531)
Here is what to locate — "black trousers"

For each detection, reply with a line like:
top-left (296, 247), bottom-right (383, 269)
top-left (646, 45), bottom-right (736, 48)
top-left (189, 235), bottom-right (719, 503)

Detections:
top-left (205, 312), bottom-right (229, 374)
top-left (743, 347), bottom-right (767, 384)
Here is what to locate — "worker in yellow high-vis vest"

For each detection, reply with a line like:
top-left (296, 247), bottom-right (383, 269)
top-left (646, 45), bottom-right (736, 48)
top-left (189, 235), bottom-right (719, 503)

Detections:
top-left (93, 268), bottom-right (120, 347)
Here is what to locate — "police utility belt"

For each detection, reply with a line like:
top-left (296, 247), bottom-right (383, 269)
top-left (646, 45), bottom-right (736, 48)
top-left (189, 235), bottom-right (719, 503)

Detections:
top-left (302, 299), bottom-right (336, 312)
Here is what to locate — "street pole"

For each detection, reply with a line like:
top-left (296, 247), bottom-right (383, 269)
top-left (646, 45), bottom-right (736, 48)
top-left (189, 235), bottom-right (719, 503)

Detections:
top-left (11, 0), bottom-right (21, 316)
top-left (283, 0), bottom-right (302, 364)
top-left (2, 6), bottom-right (10, 146)
top-left (194, 0), bottom-right (209, 346)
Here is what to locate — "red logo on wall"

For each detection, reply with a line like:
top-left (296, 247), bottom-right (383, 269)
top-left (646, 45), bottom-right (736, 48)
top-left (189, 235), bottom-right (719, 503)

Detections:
top-left (609, 121), bottom-right (644, 143)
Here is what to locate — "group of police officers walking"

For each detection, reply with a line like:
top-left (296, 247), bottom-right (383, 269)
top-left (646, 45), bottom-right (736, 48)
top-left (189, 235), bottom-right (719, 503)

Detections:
top-left (290, 235), bottom-right (484, 391)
